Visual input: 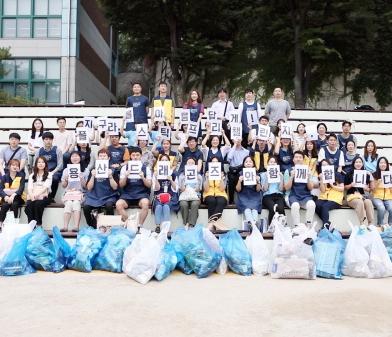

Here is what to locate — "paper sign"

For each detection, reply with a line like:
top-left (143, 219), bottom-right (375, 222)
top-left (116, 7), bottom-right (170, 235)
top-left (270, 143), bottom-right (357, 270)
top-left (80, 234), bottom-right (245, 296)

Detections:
top-left (67, 164), bottom-right (80, 182)
top-left (76, 127), bottom-right (89, 144)
top-left (83, 117), bottom-right (95, 135)
top-left (157, 161), bottom-right (171, 180)
top-left (208, 162), bottom-right (221, 181)
top-left (294, 165), bottom-right (309, 183)
top-left (257, 125), bottom-right (271, 141)
top-left (230, 123), bottom-right (242, 140)
top-left (353, 170), bottom-right (367, 188)
top-left (267, 165), bottom-right (280, 183)
top-left (207, 109), bottom-right (217, 121)
top-left (185, 165), bottom-right (198, 184)
top-left (280, 123), bottom-right (292, 139)
top-left (159, 126), bottom-right (171, 140)
top-left (136, 123), bottom-right (149, 140)
top-left (180, 109), bottom-right (190, 124)
top-left (246, 109), bottom-right (258, 126)
top-left (127, 161), bottom-right (142, 179)
top-left (243, 167), bottom-right (257, 186)
top-left (95, 160), bottom-right (109, 179)
top-left (381, 171), bottom-right (392, 188)
top-left (153, 107), bottom-right (165, 122)
top-left (97, 117), bottom-right (107, 133)
top-left (107, 119), bottom-right (120, 135)
top-left (187, 121), bottom-right (199, 138)
top-left (322, 165), bottom-right (335, 184)
top-left (306, 125), bottom-right (318, 141)
top-left (125, 107), bottom-right (134, 123)
top-left (210, 120), bottom-right (222, 136)
top-left (229, 111), bottom-right (240, 124)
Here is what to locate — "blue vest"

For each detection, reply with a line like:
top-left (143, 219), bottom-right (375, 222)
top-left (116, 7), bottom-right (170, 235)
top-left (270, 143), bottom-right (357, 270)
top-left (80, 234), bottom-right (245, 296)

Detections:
top-left (85, 176), bottom-right (118, 207)
top-left (121, 165), bottom-right (150, 200)
top-left (241, 101), bottom-right (258, 134)
top-left (324, 147), bottom-right (341, 169)
top-left (108, 145), bottom-right (125, 166)
top-left (316, 136), bottom-right (327, 150)
top-left (39, 146), bottom-right (57, 171)
top-left (278, 147), bottom-right (293, 172)
top-left (289, 169), bottom-right (312, 201)
top-left (125, 95), bottom-right (149, 131)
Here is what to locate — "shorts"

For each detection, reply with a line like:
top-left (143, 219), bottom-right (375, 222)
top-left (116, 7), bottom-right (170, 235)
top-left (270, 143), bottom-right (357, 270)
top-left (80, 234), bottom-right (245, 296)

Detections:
top-left (289, 196), bottom-right (313, 208)
top-left (64, 200), bottom-right (82, 213)
top-left (124, 199), bottom-right (141, 207)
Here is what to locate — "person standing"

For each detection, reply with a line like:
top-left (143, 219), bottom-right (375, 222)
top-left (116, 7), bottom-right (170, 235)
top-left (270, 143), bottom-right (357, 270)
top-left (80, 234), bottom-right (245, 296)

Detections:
top-left (152, 81), bottom-right (175, 127)
top-left (338, 120), bottom-right (357, 150)
top-left (238, 89), bottom-right (262, 148)
top-left (210, 88), bottom-right (235, 136)
top-left (264, 87), bottom-right (291, 135)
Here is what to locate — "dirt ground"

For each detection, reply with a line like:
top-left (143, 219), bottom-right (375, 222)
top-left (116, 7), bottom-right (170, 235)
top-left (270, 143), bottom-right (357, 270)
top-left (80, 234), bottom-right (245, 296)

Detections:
top-left (0, 270), bottom-right (391, 337)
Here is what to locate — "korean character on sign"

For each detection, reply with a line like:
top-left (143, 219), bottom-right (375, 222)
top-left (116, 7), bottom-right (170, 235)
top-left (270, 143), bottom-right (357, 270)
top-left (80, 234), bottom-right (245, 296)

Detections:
top-left (153, 107), bottom-right (165, 122)
top-left (207, 109), bottom-right (217, 121)
top-left (210, 120), bottom-right (222, 136)
top-left (67, 164), bottom-right (80, 182)
top-left (83, 117), bottom-right (95, 135)
top-left (257, 125), bottom-right (271, 141)
top-left (185, 165), bottom-right (198, 184)
top-left (95, 160), bottom-right (109, 179)
top-left (188, 121), bottom-right (199, 138)
top-left (267, 165), bottom-right (280, 183)
top-left (157, 161), bottom-right (171, 180)
top-left (230, 123), bottom-right (242, 140)
top-left (243, 167), bottom-right (257, 186)
top-left (208, 162), bottom-right (221, 181)
top-left (229, 111), bottom-right (240, 124)
top-left (159, 126), bottom-right (171, 140)
top-left (136, 123), bottom-right (149, 140)
top-left (381, 171), bottom-right (392, 188)
top-left (97, 117), bottom-right (107, 133)
top-left (127, 161), bottom-right (143, 179)
top-left (76, 127), bottom-right (89, 144)
top-left (107, 119), bottom-right (120, 135)
top-left (125, 108), bottom-right (134, 123)
top-left (280, 123), bottom-right (292, 140)
top-left (321, 165), bottom-right (335, 184)
top-left (180, 109), bottom-right (190, 124)
top-left (294, 165), bottom-right (309, 183)
top-left (246, 109), bottom-right (258, 126)
top-left (353, 170), bottom-right (367, 188)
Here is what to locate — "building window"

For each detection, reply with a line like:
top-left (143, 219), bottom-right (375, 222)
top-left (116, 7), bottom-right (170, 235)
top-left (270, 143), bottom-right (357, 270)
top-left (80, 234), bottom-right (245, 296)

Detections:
top-left (1, 0), bottom-right (62, 38)
top-left (0, 58), bottom-right (61, 103)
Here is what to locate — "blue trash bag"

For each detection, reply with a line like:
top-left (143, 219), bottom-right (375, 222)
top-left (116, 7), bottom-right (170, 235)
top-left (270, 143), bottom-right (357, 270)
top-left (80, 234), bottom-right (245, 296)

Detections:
top-left (52, 226), bottom-right (73, 273)
top-left (381, 228), bottom-right (392, 261)
top-left (155, 242), bottom-right (178, 281)
top-left (25, 227), bottom-right (56, 272)
top-left (171, 225), bottom-right (221, 278)
top-left (219, 230), bottom-right (252, 276)
top-left (68, 226), bottom-right (106, 273)
top-left (94, 227), bottom-right (135, 273)
top-left (0, 233), bottom-right (35, 276)
top-left (313, 228), bottom-right (346, 279)
top-left (171, 227), bottom-right (193, 275)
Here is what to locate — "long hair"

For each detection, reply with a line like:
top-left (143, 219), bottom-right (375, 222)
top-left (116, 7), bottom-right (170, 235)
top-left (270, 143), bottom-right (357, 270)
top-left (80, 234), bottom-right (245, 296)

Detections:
top-left (32, 156), bottom-right (49, 182)
top-left (373, 156), bottom-right (390, 180)
top-left (364, 140), bottom-right (378, 161)
top-left (206, 135), bottom-right (222, 149)
top-left (186, 90), bottom-right (202, 106)
top-left (305, 140), bottom-right (318, 159)
top-left (31, 118), bottom-right (44, 139)
top-left (242, 155), bottom-right (256, 168)
top-left (77, 144), bottom-right (91, 172)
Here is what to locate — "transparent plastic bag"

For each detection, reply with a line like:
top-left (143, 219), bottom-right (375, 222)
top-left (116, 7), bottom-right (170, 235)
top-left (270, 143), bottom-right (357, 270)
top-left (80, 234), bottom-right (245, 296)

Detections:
top-left (380, 227), bottom-right (392, 261)
top-left (25, 227), bottom-right (56, 272)
top-left (367, 225), bottom-right (392, 278)
top-left (245, 223), bottom-right (270, 276)
top-left (220, 230), bottom-right (252, 276)
top-left (52, 226), bottom-right (73, 273)
top-left (155, 242), bottom-right (178, 281)
top-left (0, 233), bottom-right (35, 276)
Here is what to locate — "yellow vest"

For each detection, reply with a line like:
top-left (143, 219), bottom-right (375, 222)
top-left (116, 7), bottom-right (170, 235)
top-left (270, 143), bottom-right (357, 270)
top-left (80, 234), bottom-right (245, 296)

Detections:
top-left (254, 151), bottom-right (269, 171)
top-left (319, 186), bottom-right (343, 205)
top-left (4, 176), bottom-right (26, 201)
top-left (304, 156), bottom-right (317, 176)
top-left (372, 179), bottom-right (392, 200)
top-left (203, 180), bottom-right (228, 199)
top-left (153, 98), bottom-right (173, 124)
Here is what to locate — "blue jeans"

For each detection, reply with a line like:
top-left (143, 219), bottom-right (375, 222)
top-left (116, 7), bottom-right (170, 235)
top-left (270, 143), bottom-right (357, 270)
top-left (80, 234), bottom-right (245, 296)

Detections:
top-left (244, 208), bottom-right (258, 222)
top-left (315, 199), bottom-right (340, 225)
top-left (372, 198), bottom-right (392, 225)
top-left (155, 202), bottom-right (171, 225)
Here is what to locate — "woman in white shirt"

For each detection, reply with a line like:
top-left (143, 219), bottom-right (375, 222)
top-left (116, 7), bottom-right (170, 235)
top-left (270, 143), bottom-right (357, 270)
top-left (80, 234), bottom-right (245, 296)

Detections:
top-left (24, 156), bottom-right (52, 227)
top-left (27, 118), bottom-right (44, 173)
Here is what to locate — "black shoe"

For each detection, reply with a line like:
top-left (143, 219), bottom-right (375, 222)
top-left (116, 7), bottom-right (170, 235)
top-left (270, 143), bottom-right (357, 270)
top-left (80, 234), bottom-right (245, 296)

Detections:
top-left (155, 225), bottom-right (161, 234)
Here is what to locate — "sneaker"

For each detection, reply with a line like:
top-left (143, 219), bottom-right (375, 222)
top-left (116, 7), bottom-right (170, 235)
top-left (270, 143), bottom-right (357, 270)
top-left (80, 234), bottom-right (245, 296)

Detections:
top-left (155, 225), bottom-right (161, 234)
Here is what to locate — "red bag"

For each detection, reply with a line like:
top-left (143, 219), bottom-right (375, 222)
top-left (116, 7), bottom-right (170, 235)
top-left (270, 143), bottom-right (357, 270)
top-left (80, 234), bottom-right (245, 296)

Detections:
top-left (157, 193), bottom-right (171, 204)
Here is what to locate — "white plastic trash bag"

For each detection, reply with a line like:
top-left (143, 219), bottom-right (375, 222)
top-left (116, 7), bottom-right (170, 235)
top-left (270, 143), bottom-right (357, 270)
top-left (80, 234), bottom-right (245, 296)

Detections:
top-left (245, 223), bottom-right (269, 276)
top-left (368, 225), bottom-right (392, 278)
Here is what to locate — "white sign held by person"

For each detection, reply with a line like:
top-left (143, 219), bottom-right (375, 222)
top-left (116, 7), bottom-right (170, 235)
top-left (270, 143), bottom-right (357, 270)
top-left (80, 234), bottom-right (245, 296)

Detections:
top-left (125, 107), bottom-right (134, 123)
top-left (97, 117), bottom-right (107, 133)
top-left (159, 126), bottom-right (171, 140)
top-left (243, 167), bottom-right (257, 186)
top-left (95, 160), bottom-right (109, 179)
top-left (210, 120), bottom-right (222, 136)
top-left (127, 161), bottom-right (143, 179)
top-left (280, 123), bottom-right (292, 139)
top-left (267, 165), bottom-right (280, 184)
top-left (187, 121), bottom-right (199, 138)
top-left (230, 123), bottom-right (242, 140)
top-left (157, 161), bottom-right (171, 180)
top-left (153, 107), bottom-right (165, 122)
top-left (136, 123), bottom-right (149, 140)
top-left (246, 110), bottom-right (258, 126)
top-left (76, 127), bottom-right (89, 144)
top-left (208, 162), bottom-right (221, 181)
top-left (353, 170), bottom-right (367, 188)
top-left (207, 109), bottom-right (218, 121)
top-left (322, 165), bottom-right (335, 184)
top-left (229, 111), bottom-right (240, 124)
top-left (83, 117), bottom-right (95, 135)
top-left (306, 125), bottom-right (318, 141)
top-left (257, 125), bottom-right (271, 141)
top-left (180, 109), bottom-right (190, 124)
top-left (294, 165), bottom-right (309, 183)
top-left (67, 164), bottom-right (80, 182)
top-left (107, 119), bottom-right (120, 135)
top-left (185, 165), bottom-right (198, 184)
top-left (381, 171), bottom-right (392, 188)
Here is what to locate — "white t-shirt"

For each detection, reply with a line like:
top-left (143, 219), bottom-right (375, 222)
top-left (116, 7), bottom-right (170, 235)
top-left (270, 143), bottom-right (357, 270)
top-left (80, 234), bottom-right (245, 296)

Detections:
top-left (53, 130), bottom-right (74, 153)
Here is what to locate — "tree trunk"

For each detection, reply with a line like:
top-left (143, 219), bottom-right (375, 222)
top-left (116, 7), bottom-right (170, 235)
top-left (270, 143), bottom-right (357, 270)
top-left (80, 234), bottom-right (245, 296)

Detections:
top-left (293, 22), bottom-right (304, 108)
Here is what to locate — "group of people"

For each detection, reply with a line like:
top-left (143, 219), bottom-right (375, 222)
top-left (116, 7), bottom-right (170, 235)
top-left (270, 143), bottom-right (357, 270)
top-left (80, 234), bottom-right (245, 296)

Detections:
top-left (0, 82), bottom-right (390, 234)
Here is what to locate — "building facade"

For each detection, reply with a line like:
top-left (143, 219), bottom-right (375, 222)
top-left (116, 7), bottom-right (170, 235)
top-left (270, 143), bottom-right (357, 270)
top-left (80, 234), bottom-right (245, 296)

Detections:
top-left (0, 0), bottom-right (117, 105)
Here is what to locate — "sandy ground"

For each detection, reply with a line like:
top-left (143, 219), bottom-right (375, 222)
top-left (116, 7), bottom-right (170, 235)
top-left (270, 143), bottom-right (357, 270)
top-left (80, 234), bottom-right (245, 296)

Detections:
top-left (0, 271), bottom-right (391, 337)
